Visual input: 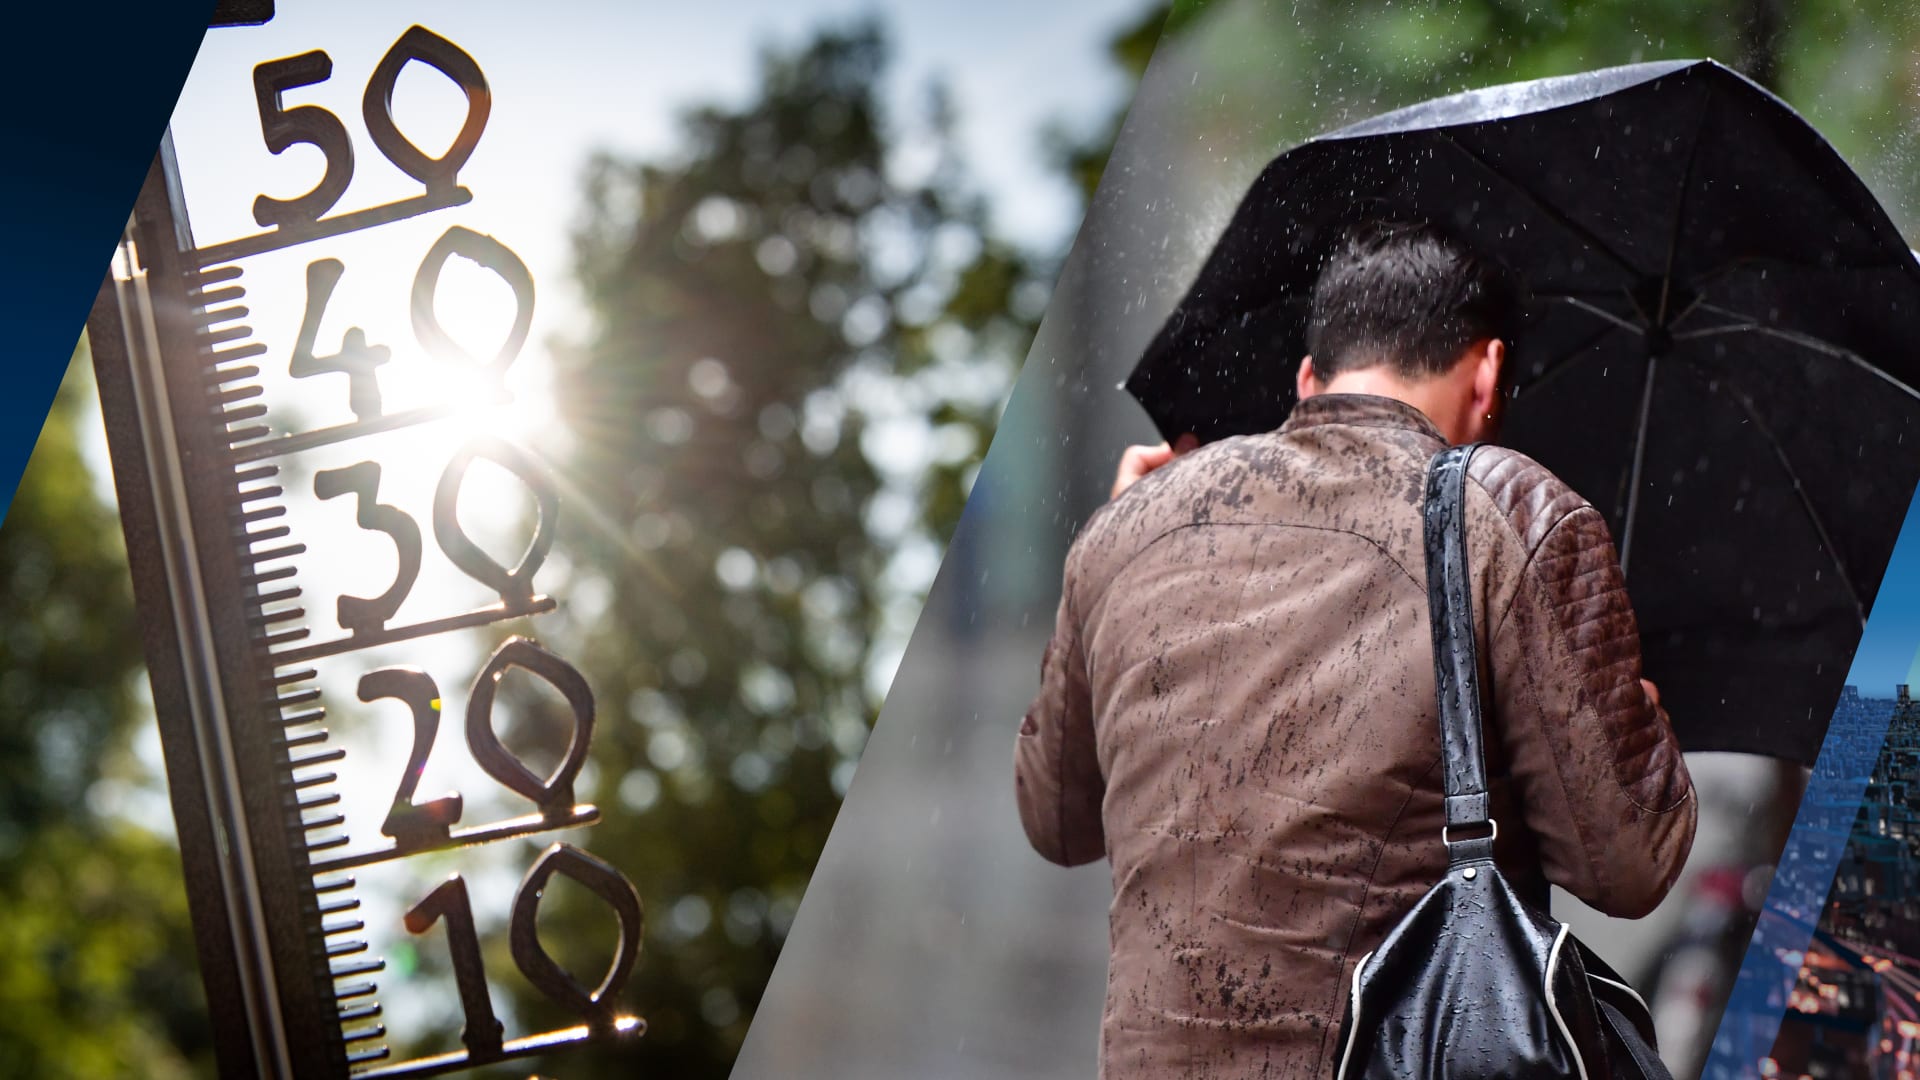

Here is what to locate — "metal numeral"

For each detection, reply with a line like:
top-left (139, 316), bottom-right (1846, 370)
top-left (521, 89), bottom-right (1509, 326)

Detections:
top-left (313, 461), bottom-right (421, 634)
top-left (510, 844), bottom-right (643, 1029)
top-left (433, 437), bottom-right (558, 606)
top-left (364, 26), bottom-right (491, 197)
top-left (251, 51), bottom-right (354, 228)
top-left (410, 226), bottom-right (534, 390)
top-left (358, 668), bottom-right (462, 844)
top-left (290, 259), bottom-right (391, 420)
top-left (466, 637), bottom-right (594, 812)
top-left (404, 875), bottom-right (504, 1057)
top-left (402, 847), bottom-right (640, 1059)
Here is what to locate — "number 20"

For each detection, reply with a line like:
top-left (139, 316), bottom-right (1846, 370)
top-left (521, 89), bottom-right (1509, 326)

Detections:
top-left (360, 635), bottom-right (595, 839)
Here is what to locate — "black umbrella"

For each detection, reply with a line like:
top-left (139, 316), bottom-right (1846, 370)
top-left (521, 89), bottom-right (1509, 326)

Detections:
top-left (1128, 59), bottom-right (1920, 764)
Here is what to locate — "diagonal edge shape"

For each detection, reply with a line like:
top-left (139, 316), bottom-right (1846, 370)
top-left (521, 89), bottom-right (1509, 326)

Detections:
top-left (1703, 484), bottom-right (1920, 1077)
top-left (0, 2), bottom-right (216, 531)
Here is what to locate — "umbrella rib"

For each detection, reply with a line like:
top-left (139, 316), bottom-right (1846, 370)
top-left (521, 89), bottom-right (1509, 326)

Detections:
top-left (1527, 285), bottom-right (1622, 299)
top-left (1617, 354), bottom-right (1659, 579)
top-left (1691, 253), bottom-right (1916, 291)
top-left (1675, 321), bottom-right (1920, 404)
top-left (1552, 295), bottom-right (1644, 334)
top-left (1657, 86), bottom-right (1716, 324)
top-left (1667, 289), bottom-right (1709, 330)
top-left (1673, 322), bottom-right (1764, 342)
top-left (1516, 320), bottom-right (1620, 398)
top-left (1682, 301), bottom-right (1773, 335)
top-left (1434, 131), bottom-right (1641, 278)
top-left (1694, 367), bottom-right (1869, 627)
top-left (1693, 300), bottom-right (1752, 321)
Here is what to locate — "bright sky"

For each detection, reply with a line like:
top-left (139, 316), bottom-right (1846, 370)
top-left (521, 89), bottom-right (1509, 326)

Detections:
top-left (1848, 491), bottom-right (1920, 699)
top-left (173, 1), bottom-right (1140, 297)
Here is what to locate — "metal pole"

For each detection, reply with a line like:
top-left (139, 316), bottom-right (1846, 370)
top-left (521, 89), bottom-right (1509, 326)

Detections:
top-left (88, 137), bottom-right (348, 1079)
top-left (1619, 351), bottom-right (1659, 579)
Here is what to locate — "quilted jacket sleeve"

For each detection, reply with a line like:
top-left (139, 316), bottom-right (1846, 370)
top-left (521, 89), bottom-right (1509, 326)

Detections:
top-left (1014, 550), bottom-right (1107, 867)
top-left (1475, 455), bottom-right (1697, 919)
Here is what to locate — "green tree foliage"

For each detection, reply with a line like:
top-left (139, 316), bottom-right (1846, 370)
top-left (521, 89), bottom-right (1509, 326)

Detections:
top-left (526, 21), bottom-right (1048, 1075)
top-left (1047, 5), bottom-right (1173, 205)
top-left (1150, 0), bottom-right (1920, 235)
top-left (0, 351), bottom-right (209, 1078)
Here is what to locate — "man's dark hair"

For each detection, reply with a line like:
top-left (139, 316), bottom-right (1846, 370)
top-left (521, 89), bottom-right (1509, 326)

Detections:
top-left (1305, 220), bottom-right (1520, 380)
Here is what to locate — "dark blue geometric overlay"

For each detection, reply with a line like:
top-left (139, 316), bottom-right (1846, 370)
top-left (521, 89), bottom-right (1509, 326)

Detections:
top-left (0, 3), bottom-right (213, 526)
top-left (1707, 490), bottom-right (1920, 1077)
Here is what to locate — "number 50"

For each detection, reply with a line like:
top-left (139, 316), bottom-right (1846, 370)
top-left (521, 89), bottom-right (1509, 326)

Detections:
top-left (252, 25), bottom-right (489, 229)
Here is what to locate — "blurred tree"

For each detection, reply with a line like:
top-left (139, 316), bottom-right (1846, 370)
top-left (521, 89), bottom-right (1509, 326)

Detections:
top-left (1150, 0), bottom-right (1920, 237)
top-left (530, 20), bottom-right (1048, 1075)
top-left (1046, 4), bottom-right (1174, 205)
top-left (0, 349), bottom-right (209, 1078)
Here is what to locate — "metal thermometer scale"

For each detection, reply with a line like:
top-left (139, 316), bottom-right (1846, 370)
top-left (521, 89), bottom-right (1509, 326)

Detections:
top-left (86, 12), bottom-right (646, 1078)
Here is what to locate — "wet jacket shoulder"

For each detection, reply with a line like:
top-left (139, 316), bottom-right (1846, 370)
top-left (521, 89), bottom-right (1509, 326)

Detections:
top-left (1010, 439), bottom-right (1230, 867)
top-left (1012, 395), bottom-right (1696, 1076)
top-left (1464, 443), bottom-right (1695, 917)
top-left (1014, 405), bottom-right (1695, 909)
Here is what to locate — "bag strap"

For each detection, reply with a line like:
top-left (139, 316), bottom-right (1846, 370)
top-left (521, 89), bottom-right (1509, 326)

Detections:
top-left (1423, 444), bottom-right (1496, 863)
top-left (1597, 998), bottom-right (1674, 1080)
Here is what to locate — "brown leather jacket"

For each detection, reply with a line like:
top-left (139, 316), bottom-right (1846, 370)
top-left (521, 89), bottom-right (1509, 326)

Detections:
top-left (1015, 393), bottom-right (1696, 1078)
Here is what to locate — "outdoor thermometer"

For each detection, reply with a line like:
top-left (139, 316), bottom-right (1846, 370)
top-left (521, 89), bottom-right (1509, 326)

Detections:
top-left (85, 12), bottom-right (645, 1078)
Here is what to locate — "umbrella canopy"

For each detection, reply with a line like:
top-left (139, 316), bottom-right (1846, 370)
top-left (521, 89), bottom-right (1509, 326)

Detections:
top-left (1128, 59), bottom-right (1920, 764)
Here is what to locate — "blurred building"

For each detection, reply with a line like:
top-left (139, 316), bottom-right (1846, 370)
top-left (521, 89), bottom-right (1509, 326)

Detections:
top-left (1770, 687), bottom-right (1920, 1080)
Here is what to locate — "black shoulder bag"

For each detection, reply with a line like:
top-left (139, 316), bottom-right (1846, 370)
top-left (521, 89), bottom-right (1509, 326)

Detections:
top-left (1333, 444), bottom-right (1672, 1080)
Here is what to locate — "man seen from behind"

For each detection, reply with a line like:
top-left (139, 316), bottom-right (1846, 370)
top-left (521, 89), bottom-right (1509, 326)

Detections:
top-left (1014, 220), bottom-right (1697, 1078)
